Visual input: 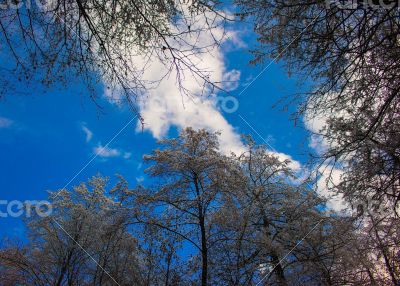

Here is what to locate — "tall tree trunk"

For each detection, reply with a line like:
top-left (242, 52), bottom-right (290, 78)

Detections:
top-left (366, 268), bottom-right (378, 286)
top-left (199, 214), bottom-right (208, 286)
top-left (194, 173), bottom-right (208, 286)
top-left (165, 253), bottom-right (171, 286)
top-left (56, 248), bottom-right (74, 286)
top-left (371, 217), bottom-right (398, 286)
top-left (262, 216), bottom-right (287, 286)
top-left (271, 253), bottom-right (287, 286)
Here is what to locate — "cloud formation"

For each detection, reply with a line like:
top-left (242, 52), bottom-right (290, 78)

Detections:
top-left (136, 47), bottom-right (245, 154)
top-left (93, 143), bottom-right (131, 160)
top-left (103, 9), bottom-right (245, 155)
top-left (93, 144), bottom-right (121, 158)
top-left (304, 102), bottom-right (348, 213)
top-left (103, 7), bottom-right (303, 172)
top-left (316, 166), bottom-right (348, 213)
top-left (81, 124), bottom-right (93, 142)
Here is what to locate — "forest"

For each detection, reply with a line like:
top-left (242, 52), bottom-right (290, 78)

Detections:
top-left (0, 0), bottom-right (399, 285)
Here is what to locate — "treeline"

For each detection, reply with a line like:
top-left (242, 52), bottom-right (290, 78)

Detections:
top-left (1, 128), bottom-right (398, 285)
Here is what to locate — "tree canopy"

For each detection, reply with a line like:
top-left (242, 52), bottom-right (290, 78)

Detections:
top-left (0, 0), bottom-right (228, 118)
top-left (1, 0), bottom-right (400, 284)
top-left (2, 129), bottom-right (398, 285)
top-left (236, 0), bottom-right (400, 216)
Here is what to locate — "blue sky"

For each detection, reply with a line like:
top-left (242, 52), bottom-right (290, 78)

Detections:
top-left (0, 20), bottom-right (313, 239)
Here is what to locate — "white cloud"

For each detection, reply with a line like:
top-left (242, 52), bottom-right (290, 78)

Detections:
top-left (304, 98), bottom-right (348, 212)
top-left (93, 143), bottom-right (133, 161)
top-left (135, 45), bottom-right (246, 154)
top-left (0, 116), bottom-right (13, 128)
top-left (81, 124), bottom-right (93, 142)
top-left (102, 7), bottom-right (303, 172)
top-left (303, 90), bottom-right (355, 155)
top-left (123, 152), bottom-right (132, 159)
top-left (305, 116), bottom-right (348, 212)
top-left (93, 144), bottom-right (121, 158)
top-left (222, 70), bottom-right (241, 91)
top-left (103, 9), bottom-right (245, 156)
top-left (316, 166), bottom-right (348, 213)
top-left (304, 113), bottom-right (329, 155)
top-left (140, 93), bottom-right (245, 155)
top-left (267, 150), bottom-right (301, 171)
